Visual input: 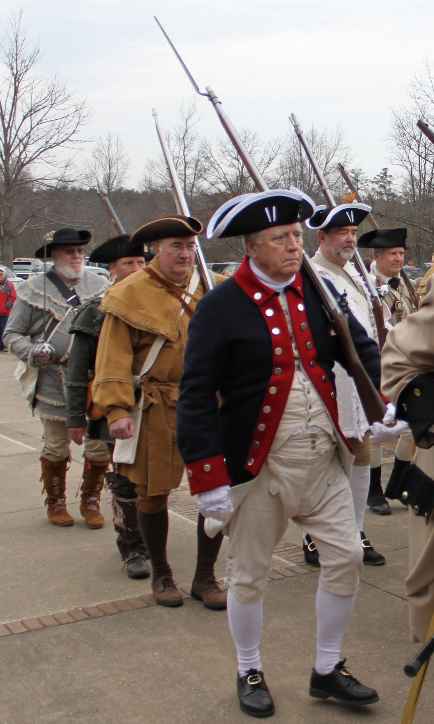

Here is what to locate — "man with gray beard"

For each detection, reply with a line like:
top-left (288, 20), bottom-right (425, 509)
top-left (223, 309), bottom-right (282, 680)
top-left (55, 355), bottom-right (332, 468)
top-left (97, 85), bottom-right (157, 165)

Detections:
top-left (301, 204), bottom-right (386, 567)
top-left (4, 228), bottom-right (109, 528)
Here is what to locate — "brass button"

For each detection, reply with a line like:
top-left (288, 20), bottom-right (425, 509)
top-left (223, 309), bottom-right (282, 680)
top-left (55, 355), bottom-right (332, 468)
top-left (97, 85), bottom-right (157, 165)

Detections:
top-left (263, 405), bottom-right (271, 414)
top-left (258, 423), bottom-right (266, 431)
top-left (309, 360), bottom-right (316, 368)
top-left (306, 341), bottom-right (313, 350)
top-left (321, 375), bottom-right (327, 382)
top-left (272, 327), bottom-right (281, 335)
top-left (265, 308), bottom-right (274, 317)
top-left (297, 303), bottom-right (304, 312)
top-left (203, 464), bottom-right (212, 472)
top-left (247, 458), bottom-right (255, 466)
top-left (187, 469), bottom-right (192, 478)
top-left (274, 347), bottom-right (283, 356)
top-left (330, 391), bottom-right (335, 399)
top-left (254, 292), bottom-right (262, 301)
top-left (274, 367), bottom-right (282, 375)
top-left (253, 440), bottom-right (260, 448)
top-left (300, 322), bottom-right (307, 331)
top-left (413, 388), bottom-right (422, 397)
top-left (269, 386), bottom-right (277, 394)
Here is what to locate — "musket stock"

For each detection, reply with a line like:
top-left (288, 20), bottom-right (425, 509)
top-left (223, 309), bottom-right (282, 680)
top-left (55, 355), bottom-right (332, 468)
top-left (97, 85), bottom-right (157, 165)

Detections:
top-left (152, 109), bottom-right (214, 291)
top-left (156, 17), bottom-right (385, 423)
top-left (337, 162), bottom-right (420, 314)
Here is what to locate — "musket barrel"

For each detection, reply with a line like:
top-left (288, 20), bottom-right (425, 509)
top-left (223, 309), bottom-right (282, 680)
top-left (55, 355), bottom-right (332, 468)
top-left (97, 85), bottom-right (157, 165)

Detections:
top-left (98, 193), bottom-right (127, 234)
top-left (417, 119), bottom-right (434, 144)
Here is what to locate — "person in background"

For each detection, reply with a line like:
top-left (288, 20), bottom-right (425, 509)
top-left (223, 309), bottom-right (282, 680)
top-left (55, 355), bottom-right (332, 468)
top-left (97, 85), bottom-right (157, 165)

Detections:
top-left (0, 265), bottom-right (16, 351)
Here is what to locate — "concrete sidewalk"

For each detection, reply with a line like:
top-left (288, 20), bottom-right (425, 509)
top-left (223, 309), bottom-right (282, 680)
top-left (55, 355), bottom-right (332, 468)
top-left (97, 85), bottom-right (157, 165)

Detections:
top-left (0, 352), bottom-right (432, 724)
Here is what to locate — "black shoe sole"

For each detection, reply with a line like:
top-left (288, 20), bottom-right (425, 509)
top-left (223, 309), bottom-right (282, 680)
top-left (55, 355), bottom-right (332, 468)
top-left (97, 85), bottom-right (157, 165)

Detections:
top-left (127, 569), bottom-right (151, 580)
top-left (239, 701), bottom-right (275, 718)
top-left (154, 597), bottom-right (184, 608)
top-left (368, 507), bottom-right (392, 516)
top-left (363, 558), bottom-right (386, 567)
top-left (310, 688), bottom-right (379, 705)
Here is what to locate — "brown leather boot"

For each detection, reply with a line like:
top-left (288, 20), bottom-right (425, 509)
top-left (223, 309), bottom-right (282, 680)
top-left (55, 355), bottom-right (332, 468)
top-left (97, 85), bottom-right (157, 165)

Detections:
top-left (191, 514), bottom-right (227, 610)
top-left (40, 457), bottom-right (74, 527)
top-left (138, 509), bottom-right (183, 608)
top-left (80, 459), bottom-right (107, 529)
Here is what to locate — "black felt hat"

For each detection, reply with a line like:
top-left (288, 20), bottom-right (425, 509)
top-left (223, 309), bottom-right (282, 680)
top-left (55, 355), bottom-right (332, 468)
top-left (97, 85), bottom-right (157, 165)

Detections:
top-left (35, 227), bottom-right (91, 259)
top-left (89, 235), bottom-right (131, 264)
top-left (131, 215), bottom-right (203, 246)
top-left (207, 189), bottom-right (315, 239)
top-left (306, 203), bottom-right (371, 231)
top-left (358, 227), bottom-right (407, 249)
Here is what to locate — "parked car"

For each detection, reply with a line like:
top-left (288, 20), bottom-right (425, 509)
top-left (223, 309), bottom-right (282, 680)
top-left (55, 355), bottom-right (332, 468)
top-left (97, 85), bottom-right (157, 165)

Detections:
top-left (12, 258), bottom-right (45, 280)
top-left (208, 262), bottom-right (240, 276)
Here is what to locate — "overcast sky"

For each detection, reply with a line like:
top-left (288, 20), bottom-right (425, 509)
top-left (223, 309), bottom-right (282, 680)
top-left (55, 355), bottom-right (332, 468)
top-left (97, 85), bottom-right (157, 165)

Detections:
top-left (2, 0), bottom-right (433, 188)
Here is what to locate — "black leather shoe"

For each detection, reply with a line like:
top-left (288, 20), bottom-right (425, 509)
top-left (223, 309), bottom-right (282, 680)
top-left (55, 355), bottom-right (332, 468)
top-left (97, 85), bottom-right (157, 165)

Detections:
top-left (125, 552), bottom-right (151, 580)
top-left (367, 495), bottom-right (392, 515)
top-left (303, 535), bottom-right (320, 567)
top-left (237, 669), bottom-right (275, 718)
top-left (310, 660), bottom-right (379, 705)
top-left (361, 532), bottom-right (386, 566)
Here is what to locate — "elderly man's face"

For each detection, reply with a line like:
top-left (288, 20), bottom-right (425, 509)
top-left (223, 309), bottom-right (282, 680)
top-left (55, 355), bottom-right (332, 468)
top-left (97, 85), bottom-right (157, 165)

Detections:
top-left (246, 223), bottom-right (304, 282)
top-left (51, 246), bottom-right (86, 277)
top-left (318, 226), bottom-right (358, 268)
top-left (155, 236), bottom-right (196, 284)
top-left (375, 247), bottom-right (405, 278)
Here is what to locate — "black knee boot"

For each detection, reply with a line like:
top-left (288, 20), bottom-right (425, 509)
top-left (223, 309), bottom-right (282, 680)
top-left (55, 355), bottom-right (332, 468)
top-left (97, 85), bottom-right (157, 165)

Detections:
top-left (385, 458), bottom-right (411, 504)
top-left (138, 509), bottom-right (183, 607)
top-left (106, 473), bottom-right (150, 579)
top-left (191, 514), bottom-right (227, 610)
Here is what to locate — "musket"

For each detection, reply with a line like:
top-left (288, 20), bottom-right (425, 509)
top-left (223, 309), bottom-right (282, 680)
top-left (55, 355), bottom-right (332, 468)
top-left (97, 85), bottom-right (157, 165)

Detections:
top-left (337, 162), bottom-right (420, 312)
top-left (155, 16), bottom-right (385, 424)
top-left (417, 119), bottom-right (434, 144)
top-left (152, 108), bottom-right (214, 291)
top-left (289, 114), bottom-right (388, 349)
top-left (98, 192), bottom-right (127, 234)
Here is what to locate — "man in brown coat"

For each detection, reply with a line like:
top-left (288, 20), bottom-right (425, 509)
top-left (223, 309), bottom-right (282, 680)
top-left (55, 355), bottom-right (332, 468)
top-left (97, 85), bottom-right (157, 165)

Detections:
top-left (93, 215), bottom-right (226, 609)
top-left (382, 284), bottom-right (434, 641)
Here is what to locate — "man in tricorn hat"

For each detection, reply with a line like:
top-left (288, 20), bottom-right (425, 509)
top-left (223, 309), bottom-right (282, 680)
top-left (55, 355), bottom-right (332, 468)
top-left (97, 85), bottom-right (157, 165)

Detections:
top-left (177, 190), bottom-right (381, 717)
top-left (4, 228), bottom-right (108, 527)
top-left (381, 283), bottom-right (434, 643)
top-left (93, 215), bottom-right (227, 609)
top-left (358, 228), bottom-right (418, 514)
top-left (66, 234), bottom-right (152, 575)
top-left (300, 204), bottom-right (386, 567)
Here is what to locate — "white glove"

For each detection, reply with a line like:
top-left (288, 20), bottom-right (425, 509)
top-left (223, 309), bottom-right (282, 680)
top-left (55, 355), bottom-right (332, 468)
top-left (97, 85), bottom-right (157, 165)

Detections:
top-left (383, 402), bottom-right (397, 426)
top-left (29, 342), bottom-right (57, 367)
top-left (198, 485), bottom-right (234, 522)
top-left (370, 419), bottom-right (409, 444)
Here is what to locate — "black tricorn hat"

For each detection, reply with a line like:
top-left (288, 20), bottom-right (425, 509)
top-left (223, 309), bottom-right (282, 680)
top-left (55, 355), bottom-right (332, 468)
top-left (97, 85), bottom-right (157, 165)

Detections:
top-left (130, 215), bottom-right (203, 246)
top-left (89, 234), bottom-right (140, 264)
top-left (358, 227), bottom-right (407, 249)
top-left (207, 189), bottom-right (315, 239)
top-left (35, 227), bottom-right (91, 259)
top-left (305, 203), bottom-right (371, 231)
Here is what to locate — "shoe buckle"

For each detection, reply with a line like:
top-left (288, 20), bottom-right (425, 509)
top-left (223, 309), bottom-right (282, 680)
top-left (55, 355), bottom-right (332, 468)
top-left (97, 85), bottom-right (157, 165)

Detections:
top-left (307, 541), bottom-right (317, 553)
top-left (246, 673), bottom-right (262, 686)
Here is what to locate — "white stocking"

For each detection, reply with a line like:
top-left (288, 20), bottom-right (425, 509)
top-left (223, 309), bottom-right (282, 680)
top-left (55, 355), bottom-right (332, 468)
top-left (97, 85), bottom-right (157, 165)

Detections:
top-left (350, 464), bottom-right (370, 532)
top-left (315, 587), bottom-right (355, 675)
top-left (227, 589), bottom-right (263, 676)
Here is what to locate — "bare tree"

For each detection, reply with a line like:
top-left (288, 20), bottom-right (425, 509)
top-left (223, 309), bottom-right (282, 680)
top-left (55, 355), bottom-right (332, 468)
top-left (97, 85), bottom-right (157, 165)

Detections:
top-left (202, 130), bottom-right (281, 194)
top-left (85, 133), bottom-right (129, 194)
top-left (275, 125), bottom-right (351, 201)
top-left (0, 12), bottom-right (87, 263)
top-left (141, 104), bottom-right (208, 204)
